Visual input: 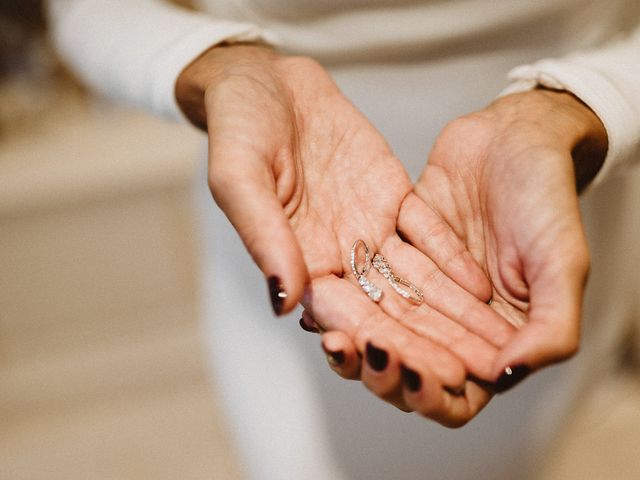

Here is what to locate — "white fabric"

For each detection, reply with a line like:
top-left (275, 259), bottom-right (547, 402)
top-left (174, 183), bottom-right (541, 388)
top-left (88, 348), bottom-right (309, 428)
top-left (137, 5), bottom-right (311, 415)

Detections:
top-left (49, 0), bottom-right (640, 186)
top-left (48, 0), bottom-right (275, 119)
top-left (502, 27), bottom-right (640, 188)
top-left (47, 1), bottom-right (640, 479)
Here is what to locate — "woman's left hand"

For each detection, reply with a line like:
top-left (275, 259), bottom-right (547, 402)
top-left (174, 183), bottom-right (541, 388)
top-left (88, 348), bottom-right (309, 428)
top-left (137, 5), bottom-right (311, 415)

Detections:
top-left (323, 88), bottom-right (607, 404)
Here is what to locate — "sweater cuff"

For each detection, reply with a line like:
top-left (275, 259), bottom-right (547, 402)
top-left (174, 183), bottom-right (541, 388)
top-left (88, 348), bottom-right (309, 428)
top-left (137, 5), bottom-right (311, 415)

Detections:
top-left (149, 22), bottom-right (278, 122)
top-left (499, 60), bottom-right (637, 191)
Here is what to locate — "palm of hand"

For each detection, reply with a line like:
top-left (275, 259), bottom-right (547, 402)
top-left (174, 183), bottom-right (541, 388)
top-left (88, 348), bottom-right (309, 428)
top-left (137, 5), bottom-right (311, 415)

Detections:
top-left (414, 111), bottom-right (589, 376)
top-left (208, 55), bottom-right (413, 280)
top-left (277, 60), bottom-right (415, 279)
top-left (207, 56), bottom-right (518, 421)
top-left (183, 46), bottom-right (596, 423)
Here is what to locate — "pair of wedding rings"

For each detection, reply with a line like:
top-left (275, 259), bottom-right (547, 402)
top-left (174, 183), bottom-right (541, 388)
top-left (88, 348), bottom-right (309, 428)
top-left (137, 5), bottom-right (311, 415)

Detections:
top-left (350, 240), bottom-right (423, 305)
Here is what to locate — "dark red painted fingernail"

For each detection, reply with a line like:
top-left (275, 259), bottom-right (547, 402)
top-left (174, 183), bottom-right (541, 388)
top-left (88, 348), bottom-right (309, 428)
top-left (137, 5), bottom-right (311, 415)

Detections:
top-left (267, 276), bottom-right (287, 315)
top-left (322, 343), bottom-right (345, 366)
top-left (366, 342), bottom-right (388, 372)
top-left (299, 318), bottom-right (318, 333)
top-left (495, 365), bottom-right (530, 393)
top-left (444, 385), bottom-right (465, 397)
top-left (401, 364), bottom-right (422, 392)
top-left (466, 374), bottom-right (494, 391)
top-left (326, 350), bottom-right (345, 367)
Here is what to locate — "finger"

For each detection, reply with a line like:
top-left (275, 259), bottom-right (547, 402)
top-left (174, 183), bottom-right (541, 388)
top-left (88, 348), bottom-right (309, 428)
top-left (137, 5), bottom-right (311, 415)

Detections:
top-left (307, 276), bottom-right (465, 413)
top-left (355, 314), bottom-right (468, 401)
top-left (492, 250), bottom-right (589, 392)
top-left (303, 275), bottom-right (375, 336)
top-left (307, 276), bottom-right (473, 390)
top-left (400, 362), bottom-right (494, 428)
top-left (383, 237), bottom-right (517, 348)
top-left (355, 252), bottom-right (413, 322)
top-left (321, 331), bottom-right (361, 380)
top-left (307, 276), bottom-right (413, 410)
top-left (208, 149), bottom-right (308, 316)
top-left (311, 275), bottom-right (492, 422)
top-left (398, 192), bottom-right (492, 302)
top-left (364, 328), bottom-right (489, 427)
top-left (365, 257), bottom-right (499, 380)
top-left (350, 237), bottom-right (502, 380)
top-left (299, 310), bottom-right (321, 333)
top-left (360, 338), bottom-right (412, 411)
top-left (399, 304), bottom-right (499, 380)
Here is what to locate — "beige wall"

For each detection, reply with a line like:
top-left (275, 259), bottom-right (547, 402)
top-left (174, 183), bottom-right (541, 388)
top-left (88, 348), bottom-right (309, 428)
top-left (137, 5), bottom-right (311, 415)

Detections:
top-left (0, 83), bottom-right (243, 479)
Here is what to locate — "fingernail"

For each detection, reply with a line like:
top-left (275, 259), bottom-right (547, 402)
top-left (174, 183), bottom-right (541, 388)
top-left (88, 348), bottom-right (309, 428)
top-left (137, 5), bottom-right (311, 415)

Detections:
top-left (495, 365), bottom-right (530, 393)
top-left (444, 385), bottom-right (465, 397)
top-left (321, 343), bottom-right (345, 366)
top-left (366, 342), bottom-right (388, 372)
top-left (487, 297), bottom-right (493, 305)
top-left (400, 364), bottom-right (422, 392)
top-left (267, 276), bottom-right (287, 315)
top-left (299, 318), bottom-right (318, 333)
top-left (466, 374), bottom-right (494, 391)
top-left (326, 350), bottom-right (345, 367)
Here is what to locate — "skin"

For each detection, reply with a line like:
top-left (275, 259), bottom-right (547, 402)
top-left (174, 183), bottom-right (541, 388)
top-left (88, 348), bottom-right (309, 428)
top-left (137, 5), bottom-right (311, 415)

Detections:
top-left (325, 89), bottom-right (608, 418)
top-left (176, 44), bottom-right (607, 426)
top-left (415, 90), bottom-right (607, 378)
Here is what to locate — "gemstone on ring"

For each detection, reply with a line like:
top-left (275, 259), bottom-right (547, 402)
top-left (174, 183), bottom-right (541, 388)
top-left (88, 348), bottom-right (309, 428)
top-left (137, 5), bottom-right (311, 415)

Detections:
top-left (351, 240), bottom-right (382, 302)
top-left (372, 253), bottom-right (423, 305)
top-left (359, 274), bottom-right (383, 302)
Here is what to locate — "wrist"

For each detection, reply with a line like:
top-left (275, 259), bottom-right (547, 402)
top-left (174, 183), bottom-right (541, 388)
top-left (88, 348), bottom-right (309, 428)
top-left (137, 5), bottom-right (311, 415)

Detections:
top-left (549, 89), bottom-right (608, 192)
top-left (175, 43), bottom-right (278, 130)
top-left (488, 89), bottom-right (608, 192)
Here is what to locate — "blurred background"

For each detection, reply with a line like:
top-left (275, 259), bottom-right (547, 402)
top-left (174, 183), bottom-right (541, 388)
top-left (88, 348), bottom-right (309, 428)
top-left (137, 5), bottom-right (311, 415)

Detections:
top-left (0, 1), bottom-right (243, 478)
top-left (1, 1), bottom-right (639, 479)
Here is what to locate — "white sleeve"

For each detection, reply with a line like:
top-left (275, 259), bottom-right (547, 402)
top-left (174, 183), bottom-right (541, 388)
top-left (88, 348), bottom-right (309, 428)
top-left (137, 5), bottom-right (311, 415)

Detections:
top-left (500, 28), bottom-right (640, 189)
top-left (47, 0), bottom-right (278, 121)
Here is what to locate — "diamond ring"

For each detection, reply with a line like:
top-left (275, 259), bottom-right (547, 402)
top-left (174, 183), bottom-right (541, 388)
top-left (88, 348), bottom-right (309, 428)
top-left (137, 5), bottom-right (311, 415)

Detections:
top-left (372, 253), bottom-right (423, 305)
top-left (351, 240), bottom-right (382, 303)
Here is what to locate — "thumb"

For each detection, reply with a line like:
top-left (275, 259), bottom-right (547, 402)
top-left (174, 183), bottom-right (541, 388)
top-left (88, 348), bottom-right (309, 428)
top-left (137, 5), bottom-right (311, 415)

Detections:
top-left (492, 252), bottom-right (589, 393)
top-left (208, 152), bottom-right (308, 316)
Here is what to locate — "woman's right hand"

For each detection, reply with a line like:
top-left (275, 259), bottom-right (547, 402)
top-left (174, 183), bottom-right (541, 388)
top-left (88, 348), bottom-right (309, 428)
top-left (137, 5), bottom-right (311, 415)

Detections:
top-left (176, 44), bottom-right (514, 426)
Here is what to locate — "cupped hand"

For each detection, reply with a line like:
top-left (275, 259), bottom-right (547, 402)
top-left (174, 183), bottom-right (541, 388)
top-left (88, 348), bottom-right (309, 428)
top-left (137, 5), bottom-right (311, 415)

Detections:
top-left (406, 89), bottom-right (608, 391)
top-left (177, 44), bottom-right (514, 425)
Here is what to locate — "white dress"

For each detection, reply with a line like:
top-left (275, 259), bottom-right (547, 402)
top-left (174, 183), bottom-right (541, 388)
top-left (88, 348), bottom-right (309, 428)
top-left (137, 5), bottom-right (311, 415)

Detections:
top-left (48, 1), bottom-right (640, 478)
